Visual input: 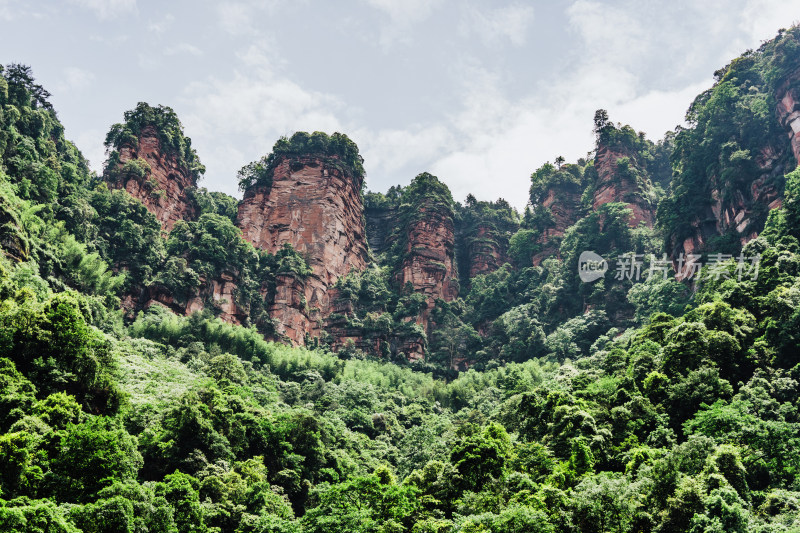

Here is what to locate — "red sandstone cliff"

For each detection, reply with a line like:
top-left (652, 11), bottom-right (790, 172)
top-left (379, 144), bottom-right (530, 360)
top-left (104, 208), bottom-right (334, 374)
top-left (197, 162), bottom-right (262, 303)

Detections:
top-left (465, 224), bottom-right (510, 277)
top-left (237, 155), bottom-right (369, 345)
top-left (592, 144), bottom-right (656, 228)
top-left (105, 125), bottom-right (198, 232)
top-left (669, 71), bottom-right (800, 271)
top-left (776, 66), bottom-right (800, 165)
top-left (671, 147), bottom-right (786, 278)
top-left (531, 182), bottom-right (582, 266)
top-left (144, 269), bottom-right (248, 325)
top-left (457, 199), bottom-right (518, 278)
top-left (396, 207), bottom-right (459, 328)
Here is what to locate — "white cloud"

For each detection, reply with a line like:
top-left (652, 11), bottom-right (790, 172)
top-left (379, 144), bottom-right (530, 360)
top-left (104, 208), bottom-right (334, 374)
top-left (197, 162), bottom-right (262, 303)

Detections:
top-left (54, 67), bottom-right (96, 93)
top-left (459, 3), bottom-right (534, 46)
top-left (68, 0), bottom-right (136, 19)
top-left (180, 42), bottom-right (344, 196)
top-left (359, 124), bottom-right (454, 181)
top-left (566, 1), bottom-right (648, 67)
top-left (609, 81), bottom-right (711, 137)
top-left (364, 0), bottom-right (441, 24)
top-left (426, 80), bottom-right (714, 208)
top-left (0, 0), bottom-right (11, 20)
top-left (137, 53), bottom-right (160, 70)
top-left (73, 128), bottom-right (107, 174)
top-left (218, 2), bottom-right (256, 36)
top-left (216, 1), bottom-right (283, 37)
top-left (363, 0), bottom-right (445, 48)
top-left (0, 0), bottom-right (50, 20)
top-left (147, 13), bottom-right (174, 34)
top-left (164, 43), bottom-right (203, 57)
top-left (740, 0), bottom-right (800, 40)
top-left (412, 0), bottom-right (800, 209)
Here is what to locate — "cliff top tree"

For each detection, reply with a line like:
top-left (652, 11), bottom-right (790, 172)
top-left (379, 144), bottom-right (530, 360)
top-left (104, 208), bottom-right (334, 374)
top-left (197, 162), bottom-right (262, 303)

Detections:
top-left (529, 161), bottom-right (586, 206)
top-left (399, 171), bottom-right (454, 216)
top-left (2, 63), bottom-right (53, 111)
top-left (237, 131), bottom-right (365, 192)
top-left (104, 102), bottom-right (205, 181)
top-left (0, 64), bottom-right (91, 202)
top-left (593, 109), bottom-right (654, 159)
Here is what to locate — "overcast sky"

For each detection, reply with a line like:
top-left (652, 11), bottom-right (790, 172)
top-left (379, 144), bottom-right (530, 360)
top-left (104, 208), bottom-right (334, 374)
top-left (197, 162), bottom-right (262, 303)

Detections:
top-left (1, 1), bottom-right (799, 209)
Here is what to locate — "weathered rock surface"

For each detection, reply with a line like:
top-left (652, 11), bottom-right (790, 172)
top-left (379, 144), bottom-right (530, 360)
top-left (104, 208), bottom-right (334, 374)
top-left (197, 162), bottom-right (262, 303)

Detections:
top-left (237, 155), bottom-right (369, 345)
top-left (592, 145), bottom-right (655, 228)
top-left (532, 183), bottom-right (582, 266)
top-left (185, 271), bottom-right (245, 325)
top-left (365, 206), bottom-right (396, 257)
top-left (668, 74), bottom-right (799, 274)
top-left (324, 292), bottom-right (427, 363)
top-left (137, 269), bottom-right (248, 325)
top-left (464, 224), bottom-right (509, 277)
top-left (395, 208), bottom-right (459, 328)
top-left (776, 67), bottom-right (800, 165)
top-left (105, 125), bottom-right (197, 232)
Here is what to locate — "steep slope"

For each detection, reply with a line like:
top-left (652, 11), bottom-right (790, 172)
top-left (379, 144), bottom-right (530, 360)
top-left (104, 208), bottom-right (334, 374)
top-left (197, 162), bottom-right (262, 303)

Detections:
top-left (324, 175), bottom-right (464, 362)
top-left (660, 28), bottom-right (800, 262)
top-left (456, 197), bottom-right (519, 279)
top-left (526, 162), bottom-right (586, 266)
top-left (776, 65), bottom-right (800, 164)
top-left (236, 132), bottom-right (369, 345)
top-left (388, 173), bottom-right (459, 327)
top-left (103, 103), bottom-right (204, 232)
top-left (591, 111), bottom-right (658, 228)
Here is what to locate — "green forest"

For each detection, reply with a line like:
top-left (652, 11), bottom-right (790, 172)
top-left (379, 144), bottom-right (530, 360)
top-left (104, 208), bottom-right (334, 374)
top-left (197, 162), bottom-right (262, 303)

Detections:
top-left (1, 25), bottom-right (800, 533)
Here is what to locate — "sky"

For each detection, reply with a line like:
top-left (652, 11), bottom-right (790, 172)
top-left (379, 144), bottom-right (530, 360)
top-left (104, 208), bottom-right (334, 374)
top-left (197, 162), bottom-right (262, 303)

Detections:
top-left (1, 0), bottom-right (799, 210)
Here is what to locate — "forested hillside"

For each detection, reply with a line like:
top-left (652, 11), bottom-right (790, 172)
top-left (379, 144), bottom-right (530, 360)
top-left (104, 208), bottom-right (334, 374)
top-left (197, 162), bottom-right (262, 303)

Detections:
top-left (1, 26), bottom-right (800, 533)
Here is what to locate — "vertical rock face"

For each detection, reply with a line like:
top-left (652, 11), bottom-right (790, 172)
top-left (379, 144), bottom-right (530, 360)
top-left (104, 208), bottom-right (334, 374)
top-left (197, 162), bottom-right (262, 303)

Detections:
top-left (185, 271), bottom-right (245, 325)
top-left (465, 224), bottom-right (509, 277)
top-left (106, 125), bottom-right (198, 232)
top-left (540, 185), bottom-right (582, 238)
top-left (531, 182), bottom-right (582, 266)
top-left (592, 144), bottom-right (655, 228)
top-left (668, 70), bottom-right (799, 270)
top-left (365, 206), bottom-right (396, 256)
top-left (776, 66), bottom-right (800, 165)
top-left (396, 207), bottom-right (459, 313)
top-left (456, 199), bottom-right (518, 278)
top-left (385, 174), bottom-right (459, 332)
top-left (670, 146), bottom-right (786, 278)
top-left (237, 155), bottom-right (369, 345)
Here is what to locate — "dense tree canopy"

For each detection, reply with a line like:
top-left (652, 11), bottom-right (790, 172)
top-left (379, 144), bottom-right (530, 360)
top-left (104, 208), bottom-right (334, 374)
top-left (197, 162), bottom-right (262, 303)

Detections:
top-left (2, 27), bottom-right (800, 532)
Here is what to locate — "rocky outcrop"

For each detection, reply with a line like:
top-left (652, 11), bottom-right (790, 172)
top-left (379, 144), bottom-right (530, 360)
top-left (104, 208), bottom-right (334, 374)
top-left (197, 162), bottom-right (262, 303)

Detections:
top-left (668, 72), bottom-right (800, 273)
top-left (396, 207), bottom-right (459, 327)
top-left (593, 144), bottom-right (655, 228)
top-left (456, 199), bottom-right (518, 278)
top-left (532, 182), bottom-right (582, 266)
top-left (464, 224), bottom-right (510, 277)
top-left (237, 155), bottom-right (369, 345)
top-left (365, 206), bottom-right (396, 257)
top-left (185, 271), bottom-right (245, 324)
top-left (105, 125), bottom-right (197, 232)
top-left (324, 293), bottom-right (427, 362)
top-left (668, 144), bottom-right (787, 280)
top-left (776, 66), bottom-right (800, 165)
top-left (137, 268), bottom-right (248, 325)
